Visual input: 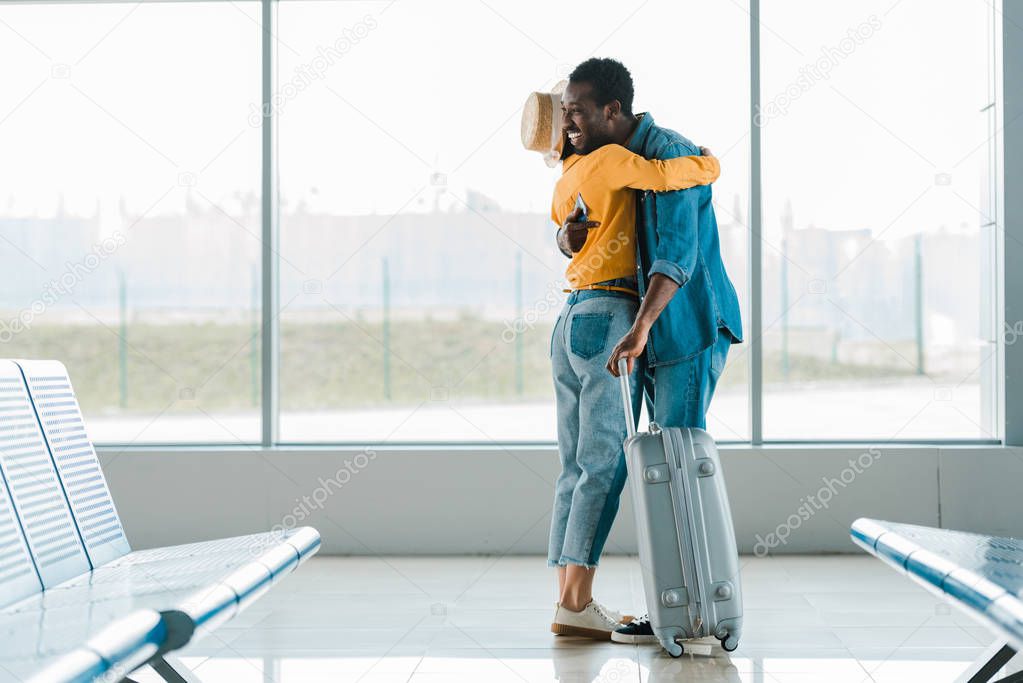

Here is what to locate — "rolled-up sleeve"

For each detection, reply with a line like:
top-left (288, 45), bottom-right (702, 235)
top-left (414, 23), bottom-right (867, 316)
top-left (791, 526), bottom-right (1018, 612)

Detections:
top-left (648, 185), bottom-right (701, 288)
top-left (649, 258), bottom-right (688, 286)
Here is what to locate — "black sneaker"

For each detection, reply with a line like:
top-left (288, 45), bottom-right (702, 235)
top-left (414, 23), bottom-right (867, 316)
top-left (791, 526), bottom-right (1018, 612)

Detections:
top-left (611, 615), bottom-right (657, 644)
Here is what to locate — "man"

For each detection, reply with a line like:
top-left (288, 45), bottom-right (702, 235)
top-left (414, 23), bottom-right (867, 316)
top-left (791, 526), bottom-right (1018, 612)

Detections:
top-left (549, 57), bottom-right (743, 643)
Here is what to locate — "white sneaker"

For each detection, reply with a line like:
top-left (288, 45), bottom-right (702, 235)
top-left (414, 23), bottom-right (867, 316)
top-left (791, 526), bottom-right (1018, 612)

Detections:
top-left (601, 604), bottom-right (635, 624)
top-left (551, 601), bottom-right (628, 640)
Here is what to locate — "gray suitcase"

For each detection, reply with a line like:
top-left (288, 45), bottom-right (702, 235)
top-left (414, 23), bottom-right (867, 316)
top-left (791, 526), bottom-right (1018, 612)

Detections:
top-left (617, 358), bottom-right (743, 657)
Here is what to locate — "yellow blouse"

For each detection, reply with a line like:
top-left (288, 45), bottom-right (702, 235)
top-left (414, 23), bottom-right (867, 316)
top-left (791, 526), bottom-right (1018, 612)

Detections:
top-left (551, 144), bottom-right (720, 289)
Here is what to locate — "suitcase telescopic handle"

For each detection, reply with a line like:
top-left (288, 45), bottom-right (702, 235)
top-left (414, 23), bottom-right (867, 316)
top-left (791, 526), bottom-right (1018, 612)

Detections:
top-left (617, 358), bottom-right (636, 438)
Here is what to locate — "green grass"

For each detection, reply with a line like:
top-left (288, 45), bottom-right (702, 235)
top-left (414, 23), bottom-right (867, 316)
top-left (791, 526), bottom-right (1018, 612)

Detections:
top-left (0, 318), bottom-right (924, 415)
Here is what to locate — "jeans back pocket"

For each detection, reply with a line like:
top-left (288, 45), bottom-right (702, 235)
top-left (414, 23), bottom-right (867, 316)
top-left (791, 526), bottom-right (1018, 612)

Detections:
top-left (569, 312), bottom-right (612, 360)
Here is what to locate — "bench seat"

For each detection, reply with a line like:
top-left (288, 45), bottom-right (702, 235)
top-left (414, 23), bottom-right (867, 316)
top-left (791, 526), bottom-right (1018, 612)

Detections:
top-left (0, 528), bottom-right (319, 682)
top-left (852, 518), bottom-right (1023, 683)
top-left (0, 359), bottom-right (320, 682)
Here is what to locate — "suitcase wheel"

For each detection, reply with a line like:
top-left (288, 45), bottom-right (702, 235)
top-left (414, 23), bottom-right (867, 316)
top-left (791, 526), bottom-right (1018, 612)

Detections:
top-left (665, 641), bottom-right (684, 658)
top-left (719, 634), bottom-right (739, 652)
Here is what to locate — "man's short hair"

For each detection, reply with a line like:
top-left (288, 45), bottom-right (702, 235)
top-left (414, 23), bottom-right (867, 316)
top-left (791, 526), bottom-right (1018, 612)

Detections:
top-left (569, 58), bottom-right (634, 116)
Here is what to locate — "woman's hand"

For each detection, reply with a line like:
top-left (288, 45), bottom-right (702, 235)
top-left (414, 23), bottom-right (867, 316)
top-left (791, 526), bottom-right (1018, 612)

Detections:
top-left (557, 205), bottom-right (600, 255)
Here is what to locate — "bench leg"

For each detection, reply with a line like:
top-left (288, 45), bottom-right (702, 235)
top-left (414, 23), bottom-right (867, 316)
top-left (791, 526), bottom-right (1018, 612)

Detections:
top-left (148, 655), bottom-right (204, 683)
top-left (956, 640), bottom-right (1023, 683)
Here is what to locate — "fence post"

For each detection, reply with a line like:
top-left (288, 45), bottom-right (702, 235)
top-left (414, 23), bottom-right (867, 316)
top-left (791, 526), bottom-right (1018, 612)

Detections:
top-left (914, 233), bottom-right (925, 375)
top-left (251, 264), bottom-right (259, 407)
top-left (780, 235), bottom-right (789, 378)
top-left (515, 251), bottom-right (524, 396)
top-left (382, 257), bottom-right (391, 400)
top-left (118, 270), bottom-right (127, 409)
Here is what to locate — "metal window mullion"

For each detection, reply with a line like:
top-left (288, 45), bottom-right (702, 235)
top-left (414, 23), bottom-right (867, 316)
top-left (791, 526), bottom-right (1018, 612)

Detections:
top-left (1000, 0), bottom-right (1023, 445)
top-left (749, 0), bottom-right (763, 445)
top-left (990, 0), bottom-right (1004, 444)
top-left (260, 0), bottom-right (280, 447)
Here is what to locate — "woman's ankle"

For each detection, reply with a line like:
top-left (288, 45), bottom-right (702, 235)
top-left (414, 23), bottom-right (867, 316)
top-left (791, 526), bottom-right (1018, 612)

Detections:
top-left (558, 596), bottom-right (592, 612)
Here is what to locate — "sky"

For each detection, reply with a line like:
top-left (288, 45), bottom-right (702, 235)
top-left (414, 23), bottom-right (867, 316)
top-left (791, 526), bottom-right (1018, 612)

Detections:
top-left (0, 0), bottom-right (992, 243)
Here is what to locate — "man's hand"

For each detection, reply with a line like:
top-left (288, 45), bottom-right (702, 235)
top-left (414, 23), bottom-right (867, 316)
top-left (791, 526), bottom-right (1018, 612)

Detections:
top-left (607, 324), bottom-right (649, 377)
top-left (606, 273), bottom-right (681, 377)
top-left (556, 206), bottom-right (600, 255)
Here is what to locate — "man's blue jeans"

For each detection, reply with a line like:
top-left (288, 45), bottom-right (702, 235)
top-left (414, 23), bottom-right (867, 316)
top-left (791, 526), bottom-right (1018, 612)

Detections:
top-left (547, 285), bottom-right (730, 569)
top-left (638, 331), bottom-right (731, 431)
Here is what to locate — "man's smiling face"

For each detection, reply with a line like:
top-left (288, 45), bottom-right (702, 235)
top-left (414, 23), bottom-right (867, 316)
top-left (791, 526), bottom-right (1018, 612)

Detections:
top-left (561, 81), bottom-right (617, 156)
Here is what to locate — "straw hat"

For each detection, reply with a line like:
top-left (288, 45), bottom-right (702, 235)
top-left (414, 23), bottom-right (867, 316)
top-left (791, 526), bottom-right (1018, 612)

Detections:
top-left (521, 80), bottom-right (567, 168)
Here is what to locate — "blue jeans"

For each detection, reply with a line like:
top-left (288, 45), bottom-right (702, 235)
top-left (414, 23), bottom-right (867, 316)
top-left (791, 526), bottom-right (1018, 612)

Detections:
top-left (639, 330), bottom-right (732, 430)
top-left (548, 284), bottom-right (643, 569)
top-left (548, 282), bottom-right (731, 569)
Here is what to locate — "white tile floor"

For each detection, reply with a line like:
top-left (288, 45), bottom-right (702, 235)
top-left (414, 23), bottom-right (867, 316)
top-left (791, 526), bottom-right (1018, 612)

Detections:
top-left (133, 555), bottom-right (1020, 682)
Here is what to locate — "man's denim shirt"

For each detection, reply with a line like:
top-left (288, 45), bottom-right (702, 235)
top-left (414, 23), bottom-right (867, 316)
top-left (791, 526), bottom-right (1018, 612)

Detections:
top-left (626, 113), bottom-right (744, 366)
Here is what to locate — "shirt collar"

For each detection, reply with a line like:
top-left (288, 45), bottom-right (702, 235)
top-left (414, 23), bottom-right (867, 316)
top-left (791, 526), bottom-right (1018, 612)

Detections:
top-left (626, 113), bottom-right (655, 155)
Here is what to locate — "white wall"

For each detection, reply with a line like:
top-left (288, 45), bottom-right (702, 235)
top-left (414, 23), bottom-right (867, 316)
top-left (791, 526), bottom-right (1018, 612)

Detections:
top-left (98, 445), bottom-right (1022, 556)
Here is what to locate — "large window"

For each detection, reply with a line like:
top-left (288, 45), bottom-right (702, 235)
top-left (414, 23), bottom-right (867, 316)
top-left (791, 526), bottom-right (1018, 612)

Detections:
top-left (760, 0), bottom-right (995, 439)
top-left (276, 0), bottom-right (750, 442)
top-left (0, 0), bottom-right (998, 446)
top-left (0, 2), bottom-right (262, 443)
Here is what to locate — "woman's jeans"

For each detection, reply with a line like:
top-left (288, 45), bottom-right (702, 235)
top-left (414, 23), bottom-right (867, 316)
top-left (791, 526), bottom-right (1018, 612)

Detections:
top-left (547, 285), bottom-right (731, 569)
top-left (547, 285), bottom-right (640, 569)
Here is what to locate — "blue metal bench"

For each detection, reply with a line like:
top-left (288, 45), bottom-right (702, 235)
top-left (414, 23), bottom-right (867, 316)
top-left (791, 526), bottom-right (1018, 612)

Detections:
top-left (852, 518), bottom-right (1023, 683)
top-left (0, 359), bottom-right (320, 682)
